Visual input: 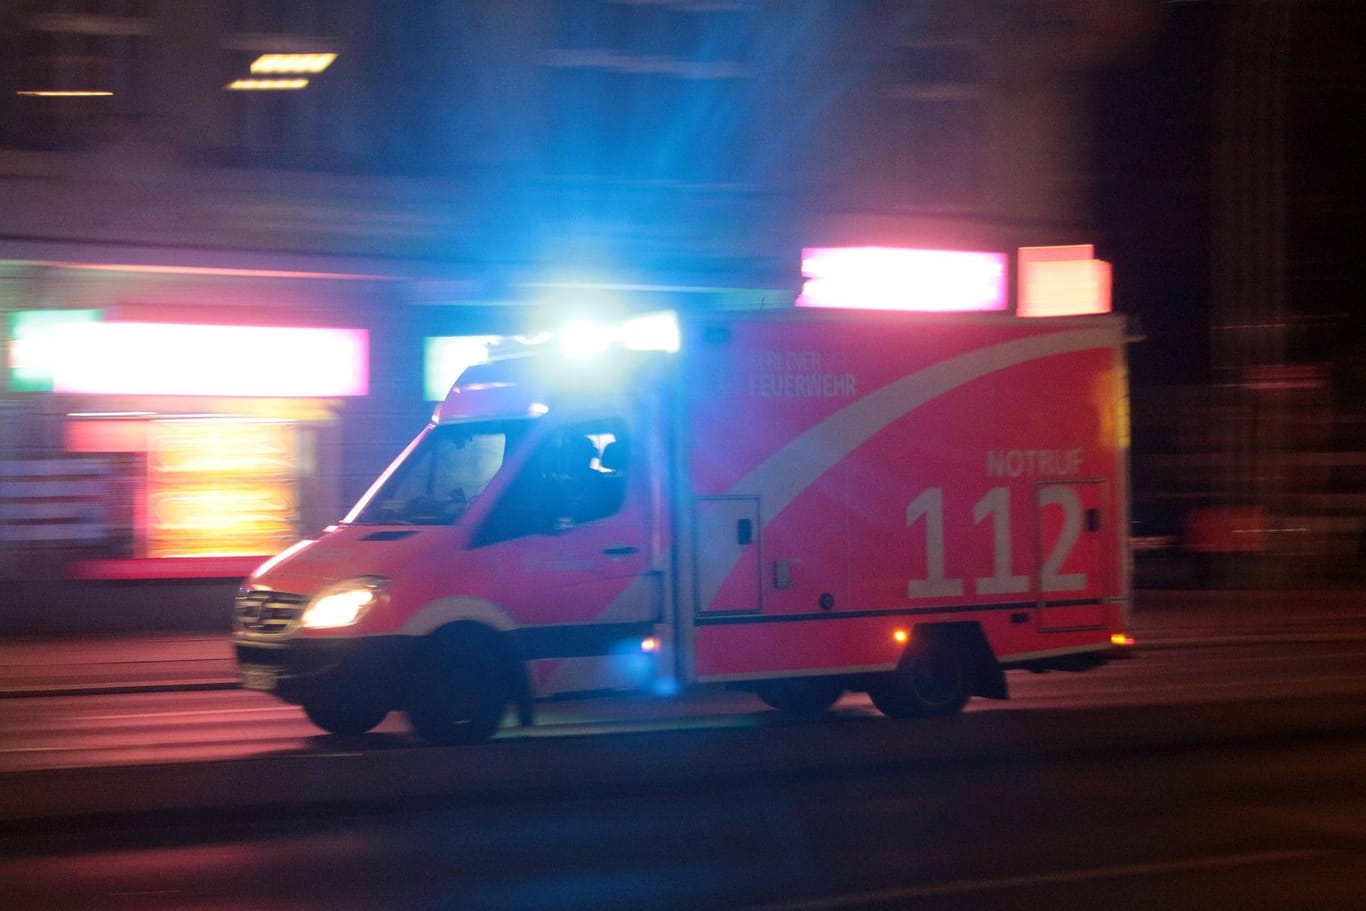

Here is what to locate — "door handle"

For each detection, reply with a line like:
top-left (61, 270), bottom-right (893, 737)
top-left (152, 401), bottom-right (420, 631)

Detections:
top-left (602, 545), bottom-right (639, 557)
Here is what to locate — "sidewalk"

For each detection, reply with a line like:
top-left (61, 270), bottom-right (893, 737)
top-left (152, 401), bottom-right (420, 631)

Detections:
top-left (0, 634), bottom-right (238, 698)
top-left (0, 589), bottom-right (1362, 698)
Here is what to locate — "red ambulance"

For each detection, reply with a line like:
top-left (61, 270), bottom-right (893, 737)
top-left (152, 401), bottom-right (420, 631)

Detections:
top-left (234, 308), bottom-right (1132, 743)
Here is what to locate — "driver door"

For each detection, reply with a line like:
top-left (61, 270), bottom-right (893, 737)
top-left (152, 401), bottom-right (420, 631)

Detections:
top-left (473, 418), bottom-right (657, 629)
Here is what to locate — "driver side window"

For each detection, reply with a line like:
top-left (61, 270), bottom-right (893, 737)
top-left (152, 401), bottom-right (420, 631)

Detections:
top-left (473, 421), bottom-right (628, 546)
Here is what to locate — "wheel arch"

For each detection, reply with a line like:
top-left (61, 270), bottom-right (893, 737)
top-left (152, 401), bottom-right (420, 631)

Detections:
top-left (907, 621), bottom-right (1007, 701)
top-left (399, 595), bottom-right (518, 636)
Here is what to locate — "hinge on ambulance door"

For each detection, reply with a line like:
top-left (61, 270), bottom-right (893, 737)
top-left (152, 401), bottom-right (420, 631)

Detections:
top-left (774, 559), bottom-right (792, 590)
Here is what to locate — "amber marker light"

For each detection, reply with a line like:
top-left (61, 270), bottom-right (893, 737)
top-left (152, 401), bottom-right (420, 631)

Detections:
top-left (1111, 633), bottom-right (1136, 647)
top-left (893, 629), bottom-right (909, 644)
top-left (641, 637), bottom-right (660, 653)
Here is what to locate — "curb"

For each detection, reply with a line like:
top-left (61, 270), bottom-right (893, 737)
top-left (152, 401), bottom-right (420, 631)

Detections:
top-left (0, 679), bottom-right (241, 699)
top-left (1132, 632), bottom-right (1366, 650)
top-left (4, 631), bottom-right (1366, 699)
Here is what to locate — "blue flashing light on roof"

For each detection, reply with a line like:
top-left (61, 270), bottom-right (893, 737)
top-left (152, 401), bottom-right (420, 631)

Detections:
top-left (559, 320), bottom-right (614, 360)
top-left (620, 311), bottom-right (681, 353)
top-left (557, 311), bottom-right (680, 359)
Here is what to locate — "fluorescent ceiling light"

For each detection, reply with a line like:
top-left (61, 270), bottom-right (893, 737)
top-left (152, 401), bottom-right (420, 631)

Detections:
top-left (17, 90), bottom-right (113, 97)
top-left (250, 53), bottom-right (337, 74)
top-left (226, 78), bottom-right (309, 91)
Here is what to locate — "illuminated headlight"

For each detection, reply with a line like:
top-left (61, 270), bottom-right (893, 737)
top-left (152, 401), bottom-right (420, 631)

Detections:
top-left (301, 576), bottom-right (389, 629)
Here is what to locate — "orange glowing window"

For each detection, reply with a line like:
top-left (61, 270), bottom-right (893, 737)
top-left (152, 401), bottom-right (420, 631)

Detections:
top-left (146, 420), bottom-right (299, 559)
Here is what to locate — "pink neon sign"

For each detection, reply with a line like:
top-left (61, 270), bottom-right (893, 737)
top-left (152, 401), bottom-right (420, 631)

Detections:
top-left (51, 322), bottom-right (369, 397)
top-left (797, 246), bottom-right (1008, 312)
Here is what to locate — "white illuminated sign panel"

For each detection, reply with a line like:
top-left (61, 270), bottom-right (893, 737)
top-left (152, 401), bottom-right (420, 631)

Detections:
top-left (48, 322), bottom-right (368, 397)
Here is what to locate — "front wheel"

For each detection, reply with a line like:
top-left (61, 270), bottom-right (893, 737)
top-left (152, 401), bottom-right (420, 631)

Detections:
top-left (303, 700), bottom-right (389, 737)
top-left (404, 625), bottom-right (509, 745)
top-left (867, 635), bottom-right (970, 719)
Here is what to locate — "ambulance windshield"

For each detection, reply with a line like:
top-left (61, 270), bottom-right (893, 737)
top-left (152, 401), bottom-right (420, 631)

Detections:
top-left (350, 419), bottom-right (532, 526)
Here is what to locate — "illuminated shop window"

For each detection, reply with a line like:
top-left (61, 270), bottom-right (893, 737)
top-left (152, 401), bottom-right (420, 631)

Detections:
top-left (146, 419), bottom-right (299, 559)
top-left (67, 403), bottom-right (340, 574)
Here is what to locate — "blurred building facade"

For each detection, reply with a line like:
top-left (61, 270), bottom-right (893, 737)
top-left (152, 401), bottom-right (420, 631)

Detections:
top-left (0, 0), bottom-right (1155, 595)
top-left (1127, 1), bottom-right (1366, 590)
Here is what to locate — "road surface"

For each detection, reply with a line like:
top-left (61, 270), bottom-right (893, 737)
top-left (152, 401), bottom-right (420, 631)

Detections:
top-left (0, 595), bottom-right (1363, 910)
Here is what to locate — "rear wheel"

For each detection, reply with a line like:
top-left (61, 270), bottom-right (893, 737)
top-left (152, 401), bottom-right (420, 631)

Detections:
top-left (303, 699), bottom-right (389, 737)
top-left (755, 678), bottom-right (844, 714)
top-left (404, 625), bottom-right (509, 745)
top-left (867, 634), bottom-right (970, 719)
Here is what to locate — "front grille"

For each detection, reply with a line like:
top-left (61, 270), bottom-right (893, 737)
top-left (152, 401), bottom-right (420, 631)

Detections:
top-left (234, 590), bottom-right (307, 636)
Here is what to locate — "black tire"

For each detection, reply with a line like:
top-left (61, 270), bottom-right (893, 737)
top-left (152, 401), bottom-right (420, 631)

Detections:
top-left (303, 700), bottom-right (389, 737)
top-left (755, 678), bottom-right (844, 714)
top-left (404, 625), bottom-right (509, 745)
top-left (867, 634), bottom-right (970, 719)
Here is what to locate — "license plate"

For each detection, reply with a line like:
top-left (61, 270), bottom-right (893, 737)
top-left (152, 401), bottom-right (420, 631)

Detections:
top-left (240, 665), bottom-right (278, 691)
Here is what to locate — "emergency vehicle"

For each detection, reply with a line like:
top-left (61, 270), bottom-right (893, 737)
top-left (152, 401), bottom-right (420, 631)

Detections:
top-left (234, 307), bottom-right (1132, 743)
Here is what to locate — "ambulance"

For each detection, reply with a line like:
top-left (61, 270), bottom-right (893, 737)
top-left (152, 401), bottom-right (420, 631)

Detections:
top-left (233, 307), bottom-right (1132, 743)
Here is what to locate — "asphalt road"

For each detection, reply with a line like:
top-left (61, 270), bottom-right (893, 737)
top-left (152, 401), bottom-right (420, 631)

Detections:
top-left (1, 707), bottom-right (1363, 910)
top-left (5, 634), bottom-right (1366, 768)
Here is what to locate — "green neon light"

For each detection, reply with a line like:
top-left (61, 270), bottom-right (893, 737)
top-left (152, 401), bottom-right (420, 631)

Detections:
top-left (8, 310), bottom-right (102, 392)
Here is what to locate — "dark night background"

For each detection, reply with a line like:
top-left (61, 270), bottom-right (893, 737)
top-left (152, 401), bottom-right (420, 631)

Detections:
top-left (1096, 0), bottom-right (1366, 392)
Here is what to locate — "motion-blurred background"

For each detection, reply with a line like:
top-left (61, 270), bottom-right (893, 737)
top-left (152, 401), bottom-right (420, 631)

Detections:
top-left (2, 1), bottom-right (1362, 627)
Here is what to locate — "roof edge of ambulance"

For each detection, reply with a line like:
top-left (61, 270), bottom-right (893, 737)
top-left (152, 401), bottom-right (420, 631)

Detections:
top-left (433, 309), bottom-right (1128, 422)
top-left (435, 348), bottom-right (671, 423)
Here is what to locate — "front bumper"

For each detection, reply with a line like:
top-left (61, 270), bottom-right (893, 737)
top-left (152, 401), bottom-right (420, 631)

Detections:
top-left (234, 635), bottom-right (415, 708)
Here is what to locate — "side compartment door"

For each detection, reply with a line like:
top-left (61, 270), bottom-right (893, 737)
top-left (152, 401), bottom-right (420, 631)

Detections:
top-left (693, 496), bottom-right (761, 614)
top-left (1036, 480), bottom-right (1111, 631)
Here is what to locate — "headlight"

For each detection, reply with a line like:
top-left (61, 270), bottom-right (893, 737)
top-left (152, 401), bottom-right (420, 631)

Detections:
top-left (300, 576), bottom-right (390, 629)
